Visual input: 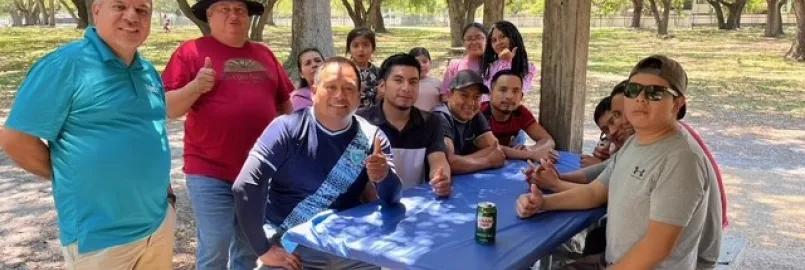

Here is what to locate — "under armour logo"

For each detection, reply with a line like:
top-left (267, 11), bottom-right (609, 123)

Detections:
top-left (633, 166), bottom-right (646, 178)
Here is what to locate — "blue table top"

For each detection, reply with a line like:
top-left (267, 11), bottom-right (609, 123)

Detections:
top-left (283, 152), bottom-right (606, 270)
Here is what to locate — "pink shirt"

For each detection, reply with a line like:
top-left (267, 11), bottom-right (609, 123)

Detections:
top-left (415, 76), bottom-right (442, 111)
top-left (440, 57), bottom-right (481, 95)
top-left (290, 86), bottom-right (312, 111)
top-left (679, 121), bottom-right (729, 228)
top-left (484, 59), bottom-right (539, 93)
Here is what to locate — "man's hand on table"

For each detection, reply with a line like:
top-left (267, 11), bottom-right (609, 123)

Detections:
top-left (516, 184), bottom-right (544, 218)
top-left (430, 166), bottom-right (451, 197)
top-left (528, 144), bottom-right (559, 163)
top-left (580, 154), bottom-right (603, 168)
top-left (366, 137), bottom-right (389, 183)
top-left (524, 159), bottom-right (561, 190)
top-left (489, 141), bottom-right (506, 168)
top-left (258, 246), bottom-right (301, 270)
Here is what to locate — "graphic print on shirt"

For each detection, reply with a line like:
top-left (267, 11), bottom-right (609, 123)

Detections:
top-left (222, 58), bottom-right (273, 83)
top-left (632, 166), bottom-right (647, 180)
top-left (359, 66), bottom-right (380, 108)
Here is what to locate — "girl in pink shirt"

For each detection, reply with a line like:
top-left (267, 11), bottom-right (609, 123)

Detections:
top-left (441, 22), bottom-right (487, 97)
top-left (481, 21), bottom-right (538, 96)
top-left (290, 48), bottom-right (324, 111)
top-left (409, 47), bottom-right (443, 111)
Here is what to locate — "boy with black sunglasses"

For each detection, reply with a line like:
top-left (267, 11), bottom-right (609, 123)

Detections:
top-left (517, 55), bottom-right (722, 269)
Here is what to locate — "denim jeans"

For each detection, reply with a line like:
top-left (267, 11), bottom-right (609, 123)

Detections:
top-left (186, 175), bottom-right (258, 270)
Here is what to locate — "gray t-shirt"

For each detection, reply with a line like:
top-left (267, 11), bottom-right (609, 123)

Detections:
top-left (587, 127), bottom-right (723, 268)
top-left (598, 129), bottom-right (713, 270)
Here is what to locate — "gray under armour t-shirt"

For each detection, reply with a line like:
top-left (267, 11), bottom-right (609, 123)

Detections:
top-left (587, 126), bottom-right (723, 268)
top-left (598, 128), bottom-right (713, 270)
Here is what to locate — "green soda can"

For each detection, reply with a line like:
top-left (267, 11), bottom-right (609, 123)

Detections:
top-left (475, 201), bottom-right (497, 244)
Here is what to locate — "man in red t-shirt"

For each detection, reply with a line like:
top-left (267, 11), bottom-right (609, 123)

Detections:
top-left (160, 0), bottom-right (294, 269)
top-left (480, 69), bottom-right (557, 162)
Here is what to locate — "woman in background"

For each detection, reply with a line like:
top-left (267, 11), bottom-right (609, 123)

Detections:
top-left (440, 22), bottom-right (487, 102)
top-left (481, 20), bottom-right (538, 96)
top-left (290, 48), bottom-right (324, 111)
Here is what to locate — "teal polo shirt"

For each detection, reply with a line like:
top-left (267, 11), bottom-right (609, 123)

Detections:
top-left (5, 27), bottom-right (171, 253)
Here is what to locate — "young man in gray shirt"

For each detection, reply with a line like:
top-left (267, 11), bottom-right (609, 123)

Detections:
top-left (517, 55), bottom-right (719, 269)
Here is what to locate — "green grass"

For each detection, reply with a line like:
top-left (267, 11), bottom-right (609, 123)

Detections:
top-left (1, 25), bottom-right (804, 118)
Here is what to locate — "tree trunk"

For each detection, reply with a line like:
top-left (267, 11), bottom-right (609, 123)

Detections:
top-left (648, 0), bottom-right (670, 35)
top-left (249, 0), bottom-right (277, 41)
top-left (265, 0), bottom-right (276, 26)
top-left (631, 0), bottom-right (643, 28)
top-left (482, 0), bottom-right (505, 27)
top-left (540, 0), bottom-right (592, 152)
top-left (37, 0), bottom-right (48, 25)
top-left (708, 0), bottom-right (727, 29)
top-left (285, 0), bottom-right (336, 84)
top-left (448, 0), bottom-right (484, 47)
top-left (766, 0), bottom-right (785, 37)
top-left (84, 0), bottom-right (93, 25)
top-left (777, 0), bottom-right (787, 34)
top-left (448, 0), bottom-right (467, 47)
top-left (464, 0), bottom-right (482, 26)
top-left (342, 0), bottom-right (368, 28)
top-left (71, 0), bottom-right (88, 28)
top-left (728, 0), bottom-right (747, 29)
top-left (60, 0), bottom-right (77, 21)
top-left (370, 0), bottom-right (386, 33)
top-left (178, 0), bottom-right (210, 35)
top-left (723, 0), bottom-right (745, 30)
top-left (786, 0), bottom-right (805, 61)
top-left (10, 10), bottom-right (23, 26)
top-left (49, 0), bottom-right (55, 27)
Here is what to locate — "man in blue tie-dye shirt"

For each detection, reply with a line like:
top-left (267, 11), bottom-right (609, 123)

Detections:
top-left (233, 57), bottom-right (402, 270)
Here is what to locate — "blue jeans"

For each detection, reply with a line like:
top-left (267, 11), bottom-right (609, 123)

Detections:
top-left (186, 175), bottom-right (258, 270)
top-left (257, 245), bottom-right (379, 270)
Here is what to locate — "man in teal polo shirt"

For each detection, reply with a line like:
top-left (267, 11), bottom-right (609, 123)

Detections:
top-left (0, 0), bottom-right (175, 268)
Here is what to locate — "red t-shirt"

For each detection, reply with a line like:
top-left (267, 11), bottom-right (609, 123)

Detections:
top-left (162, 37), bottom-right (294, 182)
top-left (480, 101), bottom-right (537, 146)
top-left (679, 121), bottom-right (729, 228)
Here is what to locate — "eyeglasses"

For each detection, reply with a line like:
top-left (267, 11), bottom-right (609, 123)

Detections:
top-left (214, 6), bottom-right (248, 16)
top-left (464, 35), bottom-right (485, 42)
top-left (623, 82), bottom-right (680, 101)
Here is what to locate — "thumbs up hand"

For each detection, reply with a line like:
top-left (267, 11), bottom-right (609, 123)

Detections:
top-left (429, 166), bottom-right (451, 197)
top-left (365, 137), bottom-right (389, 183)
top-left (498, 47), bottom-right (517, 61)
top-left (193, 57), bottom-right (216, 94)
top-left (516, 184), bottom-right (544, 218)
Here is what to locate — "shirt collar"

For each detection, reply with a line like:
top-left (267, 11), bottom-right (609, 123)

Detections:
top-left (85, 27), bottom-right (147, 70)
top-left (368, 100), bottom-right (424, 128)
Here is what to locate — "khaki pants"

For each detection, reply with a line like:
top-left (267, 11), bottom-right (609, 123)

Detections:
top-left (62, 206), bottom-right (176, 270)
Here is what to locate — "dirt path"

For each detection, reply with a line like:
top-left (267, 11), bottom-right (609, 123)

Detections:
top-left (1, 108), bottom-right (804, 269)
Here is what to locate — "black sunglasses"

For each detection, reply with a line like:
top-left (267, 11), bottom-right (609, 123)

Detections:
top-left (624, 82), bottom-right (680, 101)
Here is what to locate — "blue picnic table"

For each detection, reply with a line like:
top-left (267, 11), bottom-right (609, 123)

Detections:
top-left (283, 152), bottom-right (606, 270)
